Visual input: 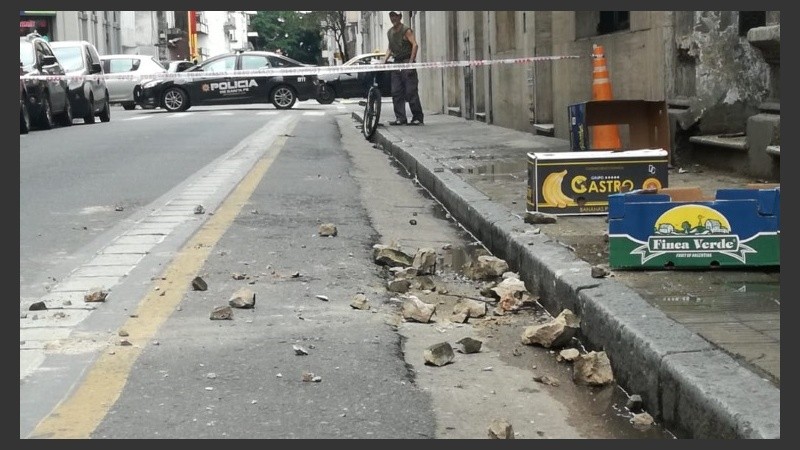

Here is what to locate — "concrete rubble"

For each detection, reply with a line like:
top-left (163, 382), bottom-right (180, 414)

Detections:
top-left (228, 288), bottom-right (255, 309)
top-left (520, 309), bottom-right (581, 348)
top-left (573, 351), bottom-right (615, 386)
top-left (424, 342), bottom-right (455, 366)
top-left (487, 418), bottom-right (515, 439)
top-left (84, 287), bottom-right (109, 303)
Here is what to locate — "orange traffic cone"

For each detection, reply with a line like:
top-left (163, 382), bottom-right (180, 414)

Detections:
top-left (590, 44), bottom-right (621, 150)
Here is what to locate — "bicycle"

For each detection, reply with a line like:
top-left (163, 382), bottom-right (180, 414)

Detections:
top-left (361, 72), bottom-right (382, 140)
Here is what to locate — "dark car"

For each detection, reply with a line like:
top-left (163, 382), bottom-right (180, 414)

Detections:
top-left (19, 33), bottom-right (73, 129)
top-left (315, 52), bottom-right (392, 104)
top-left (20, 64), bottom-right (31, 134)
top-left (162, 59), bottom-right (195, 73)
top-left (50, 40), bottom-right (110, 124)
top-left (136, 50), bottom-right (319, 112)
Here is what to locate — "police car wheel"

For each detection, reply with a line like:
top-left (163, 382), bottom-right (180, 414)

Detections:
top-left (162, 87), bottom-right (189, 112)
top-left (270, 85), bottom-right (297, 109)
top-left (316, 84), bottom-right (335, 104)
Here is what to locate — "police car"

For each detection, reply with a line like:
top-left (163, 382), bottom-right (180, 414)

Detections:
top-left (135, 50), bottom-right (319, 112)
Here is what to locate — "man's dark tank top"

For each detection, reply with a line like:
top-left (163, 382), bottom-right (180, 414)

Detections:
top-left (387, 24), bottom-right (412, 61)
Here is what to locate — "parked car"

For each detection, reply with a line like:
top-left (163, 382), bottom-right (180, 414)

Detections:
top-left (100, 54), bottom-right (166, 110)
top-left (315, 51), bottom-right (392, 104)
top-left (162, 59), bottom-right (194, 73)
top-left (50, 40), bottom-right (110, 124)
top-left (20, 64), bottom-right (31, 134)
top-left (136, 50), bottom-right (319, 112)
top-left (19, 33), bottom-right (72, 129)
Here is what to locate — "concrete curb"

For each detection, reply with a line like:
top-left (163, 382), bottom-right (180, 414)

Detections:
top-left (356, 112), bottom-right (780, 438)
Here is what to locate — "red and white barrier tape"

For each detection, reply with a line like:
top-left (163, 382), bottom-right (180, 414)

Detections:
top-left (20, 54), bottom-right (580, 82)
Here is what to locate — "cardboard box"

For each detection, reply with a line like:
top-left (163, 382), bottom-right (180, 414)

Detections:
top-left (568, 100), bottom-right (671, 156)
top-left (607, 186), bottom-right (780, 269)
top-left (526, 149), bottom-right (669, 215)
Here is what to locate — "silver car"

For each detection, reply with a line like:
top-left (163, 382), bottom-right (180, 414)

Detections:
top-left (100, 54), bottom-right (166, 110)
top-left (50, 40), bottom-right (111, 124)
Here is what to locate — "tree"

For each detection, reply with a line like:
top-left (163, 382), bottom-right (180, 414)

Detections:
top-left (249, 11), bottom-right (323, 64)
top-left (313, 11), bottom-right (350, 63)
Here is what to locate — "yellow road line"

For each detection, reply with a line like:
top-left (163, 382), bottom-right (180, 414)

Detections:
top-left (28, 123), bottom-right (296, 439)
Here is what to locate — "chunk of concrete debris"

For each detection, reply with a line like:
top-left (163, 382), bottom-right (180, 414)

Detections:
top-left (521, 309), bottom-right (580, 348)
top-left (424, 342), bottom-right (454, 366)
top-left (231, 273), bottom-right (246, 280)
top-left (301, 372), bottom-right (322, 382)
top-left (533, 374), bottom-right (560, 386)
top-left (412, 275), bottom-right (436, 291)
top-left (487, 418), bottom-right (515, 439)
top-left (28, 301), bottom-right (47, 311)
top-left (573, 351), bottom-right (615, 386)
top-left (492, 277), bottom-right (529, 313)
top-left (191, 276), bottom-right (208, 291)
top-left (557, 348), bottom-right (581, 362)
top-left (630, 412), bottom-right (654, 429)
top-left (455, 337), bottom-right (482, 354)
top-left (84, 287), bottom-right (109, 303)
top-left (451, 310), bottom-right (469, 324)
top-left (591, 265), bottom-right (610, 278)
top-left (318, 223), bottom-right (338, 237)
top-left (401, 295), bottom-right (436, 323)
top-left (210, 305), bottom-right (233, 320)
top-left (524, 211), bottom-right (557, 224)
top-left (293, 345), bottom-right (308, 356)
top-left (350, 293), bottom-right (370, 310)
top-left (194, 205), bottom-right (205, 214)
top-left (372, 244), bottom-right (414, 267)
top-left (464, 255), bottom-right (510, 280)
top-left (411, 247), bottom-right (437, 275)
top-left (452, 299), bottom-right (487, 320)
top-left (391, 267), bottom-right (418, 279)
top-left (626, 394), bottom-right (644, 413)
top-left (387, 279), bottom-right (411, 293)
top-left (229, 288), bottom-right (256, 309)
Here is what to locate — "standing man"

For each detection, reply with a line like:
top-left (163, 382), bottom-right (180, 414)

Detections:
top-left (383, 11), bottom-right (424, 125)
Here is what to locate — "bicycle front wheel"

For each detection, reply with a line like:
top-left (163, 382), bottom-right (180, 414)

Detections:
top-left (362, 88), bottom-right (381, 140)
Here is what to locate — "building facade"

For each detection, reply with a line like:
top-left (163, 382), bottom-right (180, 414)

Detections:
top-left (21, 11), bottom-right (122, 55)
top-left (20, 11), bottom-right (255, 64)
top-left (359, 11), bottom-right (780, 180)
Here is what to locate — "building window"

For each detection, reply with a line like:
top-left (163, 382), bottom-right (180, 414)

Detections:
top-left (597, 11), bottom-right (629, 35)
top-left (496, 11), bottom-right (516, 52)
top-left (739, 11), bottom-right (766, 36)
top-left (576, 11), bottom-right (630, 39)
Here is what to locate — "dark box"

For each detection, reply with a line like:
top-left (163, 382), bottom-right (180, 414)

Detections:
top-left (568, 100), bottom-right (671, 158)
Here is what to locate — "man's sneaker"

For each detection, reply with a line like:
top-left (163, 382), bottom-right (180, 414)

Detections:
top-left (389, 120), bottom-right (407, 126)
top-left (409, 118), bottom-right (424, 126)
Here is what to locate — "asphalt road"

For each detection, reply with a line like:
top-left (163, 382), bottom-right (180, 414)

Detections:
top-left (21, 102), bottom-right (677, 439)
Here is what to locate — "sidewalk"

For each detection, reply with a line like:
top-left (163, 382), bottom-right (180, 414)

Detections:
top-left (354, 109), bottom-right (780, 439)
